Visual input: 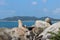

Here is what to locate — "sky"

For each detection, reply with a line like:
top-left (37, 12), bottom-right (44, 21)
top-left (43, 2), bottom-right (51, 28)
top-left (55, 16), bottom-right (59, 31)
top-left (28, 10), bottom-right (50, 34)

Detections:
top-left (0, 0), bottom-right (60, 19)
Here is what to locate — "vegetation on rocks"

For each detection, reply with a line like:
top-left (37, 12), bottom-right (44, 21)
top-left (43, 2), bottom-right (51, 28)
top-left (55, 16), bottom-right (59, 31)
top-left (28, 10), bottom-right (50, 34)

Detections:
top-left (48, 28), bottom-right (60, 40)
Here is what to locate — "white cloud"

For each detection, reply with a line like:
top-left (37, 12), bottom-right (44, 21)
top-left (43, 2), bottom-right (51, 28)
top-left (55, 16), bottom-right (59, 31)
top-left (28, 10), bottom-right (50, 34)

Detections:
top-left (43, 8), bottom-right (48, 12)
top-left (42, 0), bottom-right (47, 3)
top-left (0, 0), bottom-right (7, 5)
top-left (0, 10), bottom-right (16, 14)
top-left (32, 1), bottom-right (37, 5)
top-left (53, 8), bottom-right (60, 14)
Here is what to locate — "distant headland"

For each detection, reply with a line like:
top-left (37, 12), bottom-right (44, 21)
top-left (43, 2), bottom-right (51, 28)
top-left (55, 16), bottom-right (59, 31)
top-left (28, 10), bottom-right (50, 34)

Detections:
top-left (0, 16), bottom-right (60, 21)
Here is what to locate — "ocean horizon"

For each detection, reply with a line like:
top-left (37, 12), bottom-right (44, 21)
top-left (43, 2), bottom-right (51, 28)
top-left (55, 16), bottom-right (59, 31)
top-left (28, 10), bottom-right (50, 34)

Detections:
top-left (0, 21), bottom-right (35, 28)
top-left (0, 21), bottom-right (57, 28)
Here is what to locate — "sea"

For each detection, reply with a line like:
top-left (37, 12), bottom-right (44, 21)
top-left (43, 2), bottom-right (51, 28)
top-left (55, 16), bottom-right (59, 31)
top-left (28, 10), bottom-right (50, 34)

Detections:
top-left (0, 21), bottom-right (57, 28)
top-left (0, 21), bottom-right (35, 28)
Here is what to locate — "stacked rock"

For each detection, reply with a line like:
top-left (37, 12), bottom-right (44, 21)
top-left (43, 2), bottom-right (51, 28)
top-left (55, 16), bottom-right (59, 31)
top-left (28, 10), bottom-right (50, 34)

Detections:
top-left (10, 20), bottom-right (30, 40)
top-left (18, 20), bottom-right (23, 28)
top-left (45, 18), bottom-right (52, 25)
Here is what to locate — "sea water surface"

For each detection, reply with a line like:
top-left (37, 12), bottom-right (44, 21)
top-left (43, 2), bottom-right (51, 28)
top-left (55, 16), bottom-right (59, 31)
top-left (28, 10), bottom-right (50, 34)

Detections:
top-left (0, 21), bottom-right (57, 28)
top-left (0, 21), bottom-right (35, 28)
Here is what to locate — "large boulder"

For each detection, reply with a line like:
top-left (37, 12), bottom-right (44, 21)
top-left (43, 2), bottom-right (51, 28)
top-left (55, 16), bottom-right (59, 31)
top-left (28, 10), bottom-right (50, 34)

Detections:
top-left (38, 22), bottom-right (60, 40)
top-left (28, 20), bottom-right (51, 40)
top-left (10, 27), bottom-right (30, 40)
top-left (35, 20), bottom-right (50, 29)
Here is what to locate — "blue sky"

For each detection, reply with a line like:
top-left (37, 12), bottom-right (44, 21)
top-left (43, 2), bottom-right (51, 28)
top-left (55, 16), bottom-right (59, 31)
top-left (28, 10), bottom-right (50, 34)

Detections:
top-left (0, 0), bottom-right (60, 19)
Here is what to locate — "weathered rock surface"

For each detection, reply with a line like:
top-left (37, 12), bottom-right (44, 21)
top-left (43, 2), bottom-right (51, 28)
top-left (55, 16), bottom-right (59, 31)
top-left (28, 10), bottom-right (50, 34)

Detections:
top-left (38, 22), bottom-right (60, 40)
top-left (0, 28), bottom-right (12, 40)
top-left (0, 20), bottom-right (54, 40)
top-left (35, 20), bottom-right (50, 29)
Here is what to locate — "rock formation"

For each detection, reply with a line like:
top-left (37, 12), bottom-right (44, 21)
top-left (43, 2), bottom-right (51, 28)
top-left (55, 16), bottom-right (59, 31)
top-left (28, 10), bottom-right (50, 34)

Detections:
top-left (9, 20), bottom-right (30, 40)
top-left (45, 18), bottom-right (52, 25)
top-left (0, 20), bottom-right (59, 40)
top-left (18, 20), bottom-right (23, 28)
top-left (35, 20), bottom-right (50, 29)
top-left (38, 22), bottom-right (60, 40)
